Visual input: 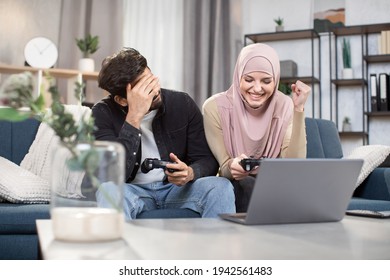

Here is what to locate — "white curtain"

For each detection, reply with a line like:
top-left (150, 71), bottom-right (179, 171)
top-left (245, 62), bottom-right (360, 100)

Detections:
top-left (123, 0), bottom-right (234, 107)
top-left (123, 0), bottom-right (184, 91)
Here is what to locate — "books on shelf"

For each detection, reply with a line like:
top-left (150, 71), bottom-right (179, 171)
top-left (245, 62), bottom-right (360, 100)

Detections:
top-left (378, 73), bottom-right (390, 111)
top-left (370, 74), bottom-right (378, 112)
top-left (369, 72), bottom-right (390, 113)
top-left (379, 30), bottom-right (390, 55)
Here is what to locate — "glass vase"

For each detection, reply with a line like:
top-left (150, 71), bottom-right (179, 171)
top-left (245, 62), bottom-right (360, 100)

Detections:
top-left (50, 141), bottom-right (125, 242)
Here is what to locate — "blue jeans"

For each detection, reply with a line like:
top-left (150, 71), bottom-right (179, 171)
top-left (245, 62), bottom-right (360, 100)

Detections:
top-left (97, 176), bottom-right (235, 220)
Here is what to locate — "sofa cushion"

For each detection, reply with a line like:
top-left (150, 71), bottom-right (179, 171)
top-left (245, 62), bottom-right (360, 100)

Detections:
top-left (379, 154), bottom-right (390, 167)
top-left (305, 118), bottom-right (343, 158)
top-left (0, 203), bottom-right (50, 234)
top-left (0, 119), bottom-right (40, 165)
top-left (344, 145), bottom-right (390, 188)
top-left (354, 167), bottom-right (390, 201)
top-left (20, 105), bottom-right (90, 184)
top-left (0, 156), bottom-right (50, 203)
top-left (0, 121), bottom-right (11, 161)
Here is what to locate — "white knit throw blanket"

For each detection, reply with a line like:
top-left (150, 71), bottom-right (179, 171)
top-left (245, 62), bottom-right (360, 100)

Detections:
top-left (21, 105), bottom-right (92, 198)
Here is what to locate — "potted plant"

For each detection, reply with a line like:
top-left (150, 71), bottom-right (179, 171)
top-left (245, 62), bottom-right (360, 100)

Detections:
top-left (342, 38), bottom-right (353, 79)
top-left (278, 82), bottom-right (292, 95)
top-left (274, 17), bottom-right (284, 32)
top-left (342, 116), bottom-right (352, 132)
top-left (75, 34), bottom-right (100, 72)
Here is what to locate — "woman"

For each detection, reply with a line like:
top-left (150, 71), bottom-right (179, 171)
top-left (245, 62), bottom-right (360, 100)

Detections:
top-left (203, 43), bottom-right (311, 212)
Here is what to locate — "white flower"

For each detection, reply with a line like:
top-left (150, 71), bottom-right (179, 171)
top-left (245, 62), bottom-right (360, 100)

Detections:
top-left (0, 72), bottom-right (34, 107)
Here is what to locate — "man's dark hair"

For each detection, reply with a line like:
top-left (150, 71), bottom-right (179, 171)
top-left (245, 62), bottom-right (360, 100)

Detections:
top-left (98, 48), bottom-right (147, 98)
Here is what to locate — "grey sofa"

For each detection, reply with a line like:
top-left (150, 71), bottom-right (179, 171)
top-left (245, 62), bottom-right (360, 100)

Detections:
top-left (305, 118), bottom-right (390, 211)
top-left (1, 117), bottom-right (389, 259)
top-left (0, 118), bottom-right (50, 260)
top-left (0, 118), bottom-right (198, 260)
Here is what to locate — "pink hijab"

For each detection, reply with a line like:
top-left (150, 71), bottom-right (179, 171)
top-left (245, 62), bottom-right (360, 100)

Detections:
top-left (215, 43), bottom-right (293, 159)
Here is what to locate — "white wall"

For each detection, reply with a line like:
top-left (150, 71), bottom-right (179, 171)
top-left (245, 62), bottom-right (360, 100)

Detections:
top-left (242, 0), bottom-right (313, 34)
top-left (0, 0), bottom-right (61, 66)
top-left (345, 0), bottom-right (390, 25)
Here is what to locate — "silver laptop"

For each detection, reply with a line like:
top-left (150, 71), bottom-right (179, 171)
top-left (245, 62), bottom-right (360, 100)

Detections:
top-left (220, 158), bottom-right (364, 225)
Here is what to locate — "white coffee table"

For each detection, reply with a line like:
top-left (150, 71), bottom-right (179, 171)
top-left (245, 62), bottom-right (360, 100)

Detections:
top-left (36, 216), bottom-right (390, 260)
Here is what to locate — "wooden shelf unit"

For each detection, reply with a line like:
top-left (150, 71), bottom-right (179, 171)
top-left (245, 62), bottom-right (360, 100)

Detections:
top-left (330, 22), bottom-right (390, 144)
top-left (0, 64), bottom-right (99, 105)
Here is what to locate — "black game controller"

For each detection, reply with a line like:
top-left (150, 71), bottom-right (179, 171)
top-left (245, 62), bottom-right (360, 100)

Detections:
top-left (239, 158), bottom-right (263, 172)
top-left (141, 158), bottom-right (177, 173)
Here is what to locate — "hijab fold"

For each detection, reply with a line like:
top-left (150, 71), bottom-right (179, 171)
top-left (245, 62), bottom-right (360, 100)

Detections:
top-left (215, 43), bottom-right (293, 159)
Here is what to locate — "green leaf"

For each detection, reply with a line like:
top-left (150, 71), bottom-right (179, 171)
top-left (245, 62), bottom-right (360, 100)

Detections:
top-left (75, 34), bottom-right (100, 57)
top-left (342, 38), bottom-right (351, 68)
top-left (84, 149), bottom-right (100, 174)
top-left (32, 93), bottom-right (46, 112)
top-left (0, 108), bottom-right (30, 121)
top-left (75, 81), bottom-right (85, 103)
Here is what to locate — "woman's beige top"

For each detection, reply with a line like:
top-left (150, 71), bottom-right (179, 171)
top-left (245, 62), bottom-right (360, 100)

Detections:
top-left (203, 95), bottom-right (307, 179)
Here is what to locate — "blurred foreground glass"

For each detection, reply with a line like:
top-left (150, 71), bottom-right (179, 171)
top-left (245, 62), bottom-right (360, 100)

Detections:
top-left (51, 141), bottom-right (125, 242)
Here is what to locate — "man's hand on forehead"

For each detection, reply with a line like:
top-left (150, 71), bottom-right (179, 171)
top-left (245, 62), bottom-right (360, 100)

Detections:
top-left (130, 69), bottom-right (159, 94)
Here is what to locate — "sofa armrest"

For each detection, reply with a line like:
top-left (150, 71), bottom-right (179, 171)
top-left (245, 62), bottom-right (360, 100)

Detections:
top-left (353, 167), bottom-right (390, 201)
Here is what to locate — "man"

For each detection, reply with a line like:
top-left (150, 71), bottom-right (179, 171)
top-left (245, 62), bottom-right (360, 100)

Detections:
top-left (92, 48), bottom-right (235, 220)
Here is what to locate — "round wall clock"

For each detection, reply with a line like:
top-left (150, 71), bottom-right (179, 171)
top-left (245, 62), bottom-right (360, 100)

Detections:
top-left (24, 36), bottom-right (58, 69)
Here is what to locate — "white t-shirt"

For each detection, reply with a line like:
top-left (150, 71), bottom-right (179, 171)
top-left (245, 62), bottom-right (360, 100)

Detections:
top-left (132, 110), bottom-right (165, 184)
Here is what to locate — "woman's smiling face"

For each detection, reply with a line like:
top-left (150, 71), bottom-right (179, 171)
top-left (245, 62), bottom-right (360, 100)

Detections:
top-left (239, 71), bottom-right (276, 109)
